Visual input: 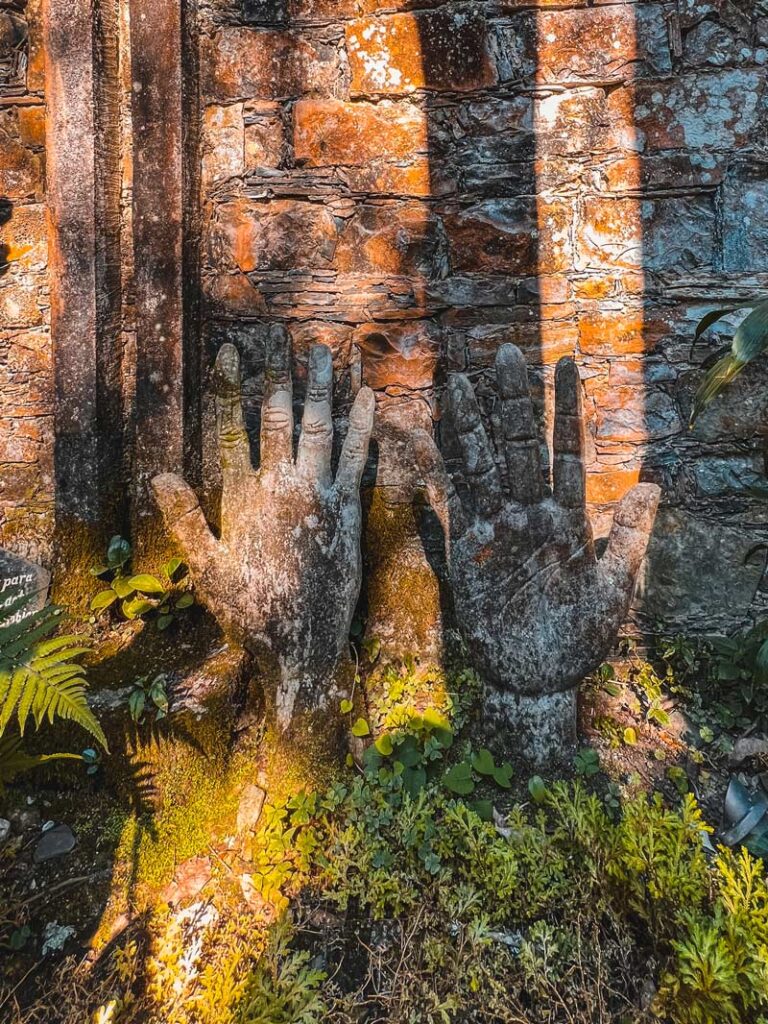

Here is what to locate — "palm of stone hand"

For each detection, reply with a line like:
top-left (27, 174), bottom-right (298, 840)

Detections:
top-left (416, 344), bottom-right (659, 746)
top-left (151, 326), bottom-right (374, 730)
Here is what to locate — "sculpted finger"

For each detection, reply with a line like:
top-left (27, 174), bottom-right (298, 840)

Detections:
top-left (600, 483), bottom-right (661, 604)
top-left (412, 430), bottom-right (466, 547)
top-left (496, 344), bottom-right (543, 504)
top-left (553, 357), bottom-right (586, 511)
top-left (297, 343), bottom-right (334, 487)
top-left (447, 373), bottom-right (502, 518)
top-left (215, 344), bottom-right (251, 529)
top-left (335, 386), bottom-right (375, 501)
top-left (151, 474), bottom-right (222, 579)
top-left (260, 324), bottom-right (294, 471)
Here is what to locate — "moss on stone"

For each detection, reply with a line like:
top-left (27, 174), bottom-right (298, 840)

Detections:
top-left (363, 488), bottom-right (444, 662)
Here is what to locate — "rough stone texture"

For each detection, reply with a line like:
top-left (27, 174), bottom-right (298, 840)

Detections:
top-left (0, 0), bottom-right (52, 564)
top-left (152, 329), bottom-right (374, 740)
top-left (198, 0), bottom-right (768, 641)
top-left (415, 345), bottom-right (659, 761)
top-left (2, 0), bottom-right (768, 648)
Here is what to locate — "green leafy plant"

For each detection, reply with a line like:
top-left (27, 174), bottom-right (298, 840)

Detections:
top-left (0, 596), bottom-right (106, 789)
top-left (0, 598), bottom-right (105, 746)
top-left (690, 299), bottom-right (768, 424)
top-left (574, 747), bottom-right (600, 777)
top-left (128, 673), bottom-right (169, 724)
top-left (90, 536), bottom-right (193, 628)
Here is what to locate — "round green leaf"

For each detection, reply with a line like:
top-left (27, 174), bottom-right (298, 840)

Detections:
top-left (492, 762), bottom-right (513, 789)
top-left (90, 590), bottom-right (118, 611)
top-left (623, 726), bottom-right (638, 746)
top-left (122, 597), bottom-right (155, 620)
top-left (112, 576), bottom-right (136, 598)
top-left (351, 717), bottom-right (370, 738)
top-left (157, 614), bottom-right (174, 631)
top-left (128, 574), bottom-right (166, 594)
top-left (374, 733), bottom-right (394, 756)
top-left (339, 698), bottom-right (353, 714)
top-left (472, 748), bottom-right (496, 776)
top-left (443, 762), bottom-right (475, 796)
top-left (528, 775), bottom-right (547, 804)
top-left (175, 592), bottom-right (194, 610)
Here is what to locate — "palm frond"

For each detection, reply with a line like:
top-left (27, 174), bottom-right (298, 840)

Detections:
top-left (0, 733), bottom-right (81, 793)
top-left (691, 299), bottom-right (768, 424)
top-left (0, 600), bottom-right (107, 750)
top-left (690, 352), bottom-right (745, 426)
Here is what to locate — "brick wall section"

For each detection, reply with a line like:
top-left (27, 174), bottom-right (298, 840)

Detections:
top-left (0, 0), bottom-right (53, 564)
top-left (199, 0), bottom-right (768, 635)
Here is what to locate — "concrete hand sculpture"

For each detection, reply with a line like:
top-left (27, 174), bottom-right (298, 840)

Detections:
top-left (151, 327), bottom-right (374, 735)
top-left (415, 344), bottom-right (660, 762)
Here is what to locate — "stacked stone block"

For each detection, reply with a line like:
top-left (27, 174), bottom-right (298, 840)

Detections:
top-left (199, 0), bottom-right (768, 634)
top-left (0, 0), bottom-right (52, 564)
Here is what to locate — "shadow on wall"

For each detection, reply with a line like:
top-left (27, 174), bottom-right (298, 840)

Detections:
top-left (198, 0), bottom-right (768, 645)
top-left (0, 199), bottom-right (11, 277)
top-left (629, 1), bottom-right (768, 638)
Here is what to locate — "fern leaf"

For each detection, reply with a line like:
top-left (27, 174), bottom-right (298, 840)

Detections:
top-left (0, 602), bottom-right (107, 750)
top-left (0, 733), bottom-right (82, 792)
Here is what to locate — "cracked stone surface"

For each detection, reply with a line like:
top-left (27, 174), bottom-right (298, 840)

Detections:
top-left (152, 326), bottom-right (374, 737)
top-left (416, 344), bottom-right (660, 763)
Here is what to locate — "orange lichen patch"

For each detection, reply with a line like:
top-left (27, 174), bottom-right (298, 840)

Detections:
top-left (576, 197), bottom-right (643, 272)
top-left (17, 105), bottom-right (45, 148)
top-left (536, 7), bottom-right (641, 84)
top-left (346, 10), bottom-right (495, 96)
top-left (0, 133), bottom-right (42, 197)
top-left (343, 159), bottom-right (433, 197)
top-left (335, 202), bottom-right (439, 277)
top-left (211, 199), bottom-right (338, 273)
top-left (355, 321), bottom-right (439, 392)
top-left (539, 321), bottom-right (579, 363)
top-left (204, 273), bottom-right (268, 316)
top-left (294, 97), bottom-right (427, 167)
top-left (579, 310), bottom-right (646, 355)
top-left (586, 467), bottom-right (642, 505)
top-left (603, 156), bottom-right (643, 193)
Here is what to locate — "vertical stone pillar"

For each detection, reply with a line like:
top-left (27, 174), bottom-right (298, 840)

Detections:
top-left (43, 0), bottom-right (123, 602)
top-left (129, 0), bottom-right (186, 562)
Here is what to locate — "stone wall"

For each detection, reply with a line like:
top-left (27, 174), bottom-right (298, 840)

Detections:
top-left (0, 0), bottom-right (52, 564)
top-left (198, 0), bottom-right (768, 637)
top-left (1, 0), bottom-right (767, 638)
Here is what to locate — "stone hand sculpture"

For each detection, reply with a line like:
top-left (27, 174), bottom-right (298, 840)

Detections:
top-left (415, 344), bottom-right (660, 762)
top-left (151, 327), bottom-right (374, 736)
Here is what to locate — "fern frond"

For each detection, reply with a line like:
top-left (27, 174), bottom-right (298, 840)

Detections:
top-left (0, 733), bottom-right (81, 793)
top-left (0, 600), bottom-right (107, 750)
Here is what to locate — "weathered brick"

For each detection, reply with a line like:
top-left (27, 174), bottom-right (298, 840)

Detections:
top-left (202, 104), bottom-right (244, 188)
top-left (346, 8), bottom-right (496, 96)
top-left (244, 101), bottom-right (285, 170)
top-left (0, 130), bottom-right (41, 198)
top-left (17, 106), bottom-right (45, 148)
top-left (0, 203), bottom-right (46, 270)
top-left (576, 197), bottom-right (642, 273)
top-left (445, 198), bottom-right (571, 276)
top-left (294, 97), bottom-right (426, 165)
top-left (633, 71), bottom-right (767, 151)
top-left (579, 309), bottom-right (646, 356)
top-left (210, 198), bottom-right (339, 272)
top-left (354, 320), bottom-right (440, 391)
top-left (202, 28), bottom-right (343, 102)
top-left (535, 6), bottom-right (671, 83)
top-left (336, 202), bottom-right (446, 277)
top-left (586, 467), bottom-right (642, 505)
top-left (0, 331), bottom-right (52, 416)
top-left (722, 159), bottom-right (768, 272)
